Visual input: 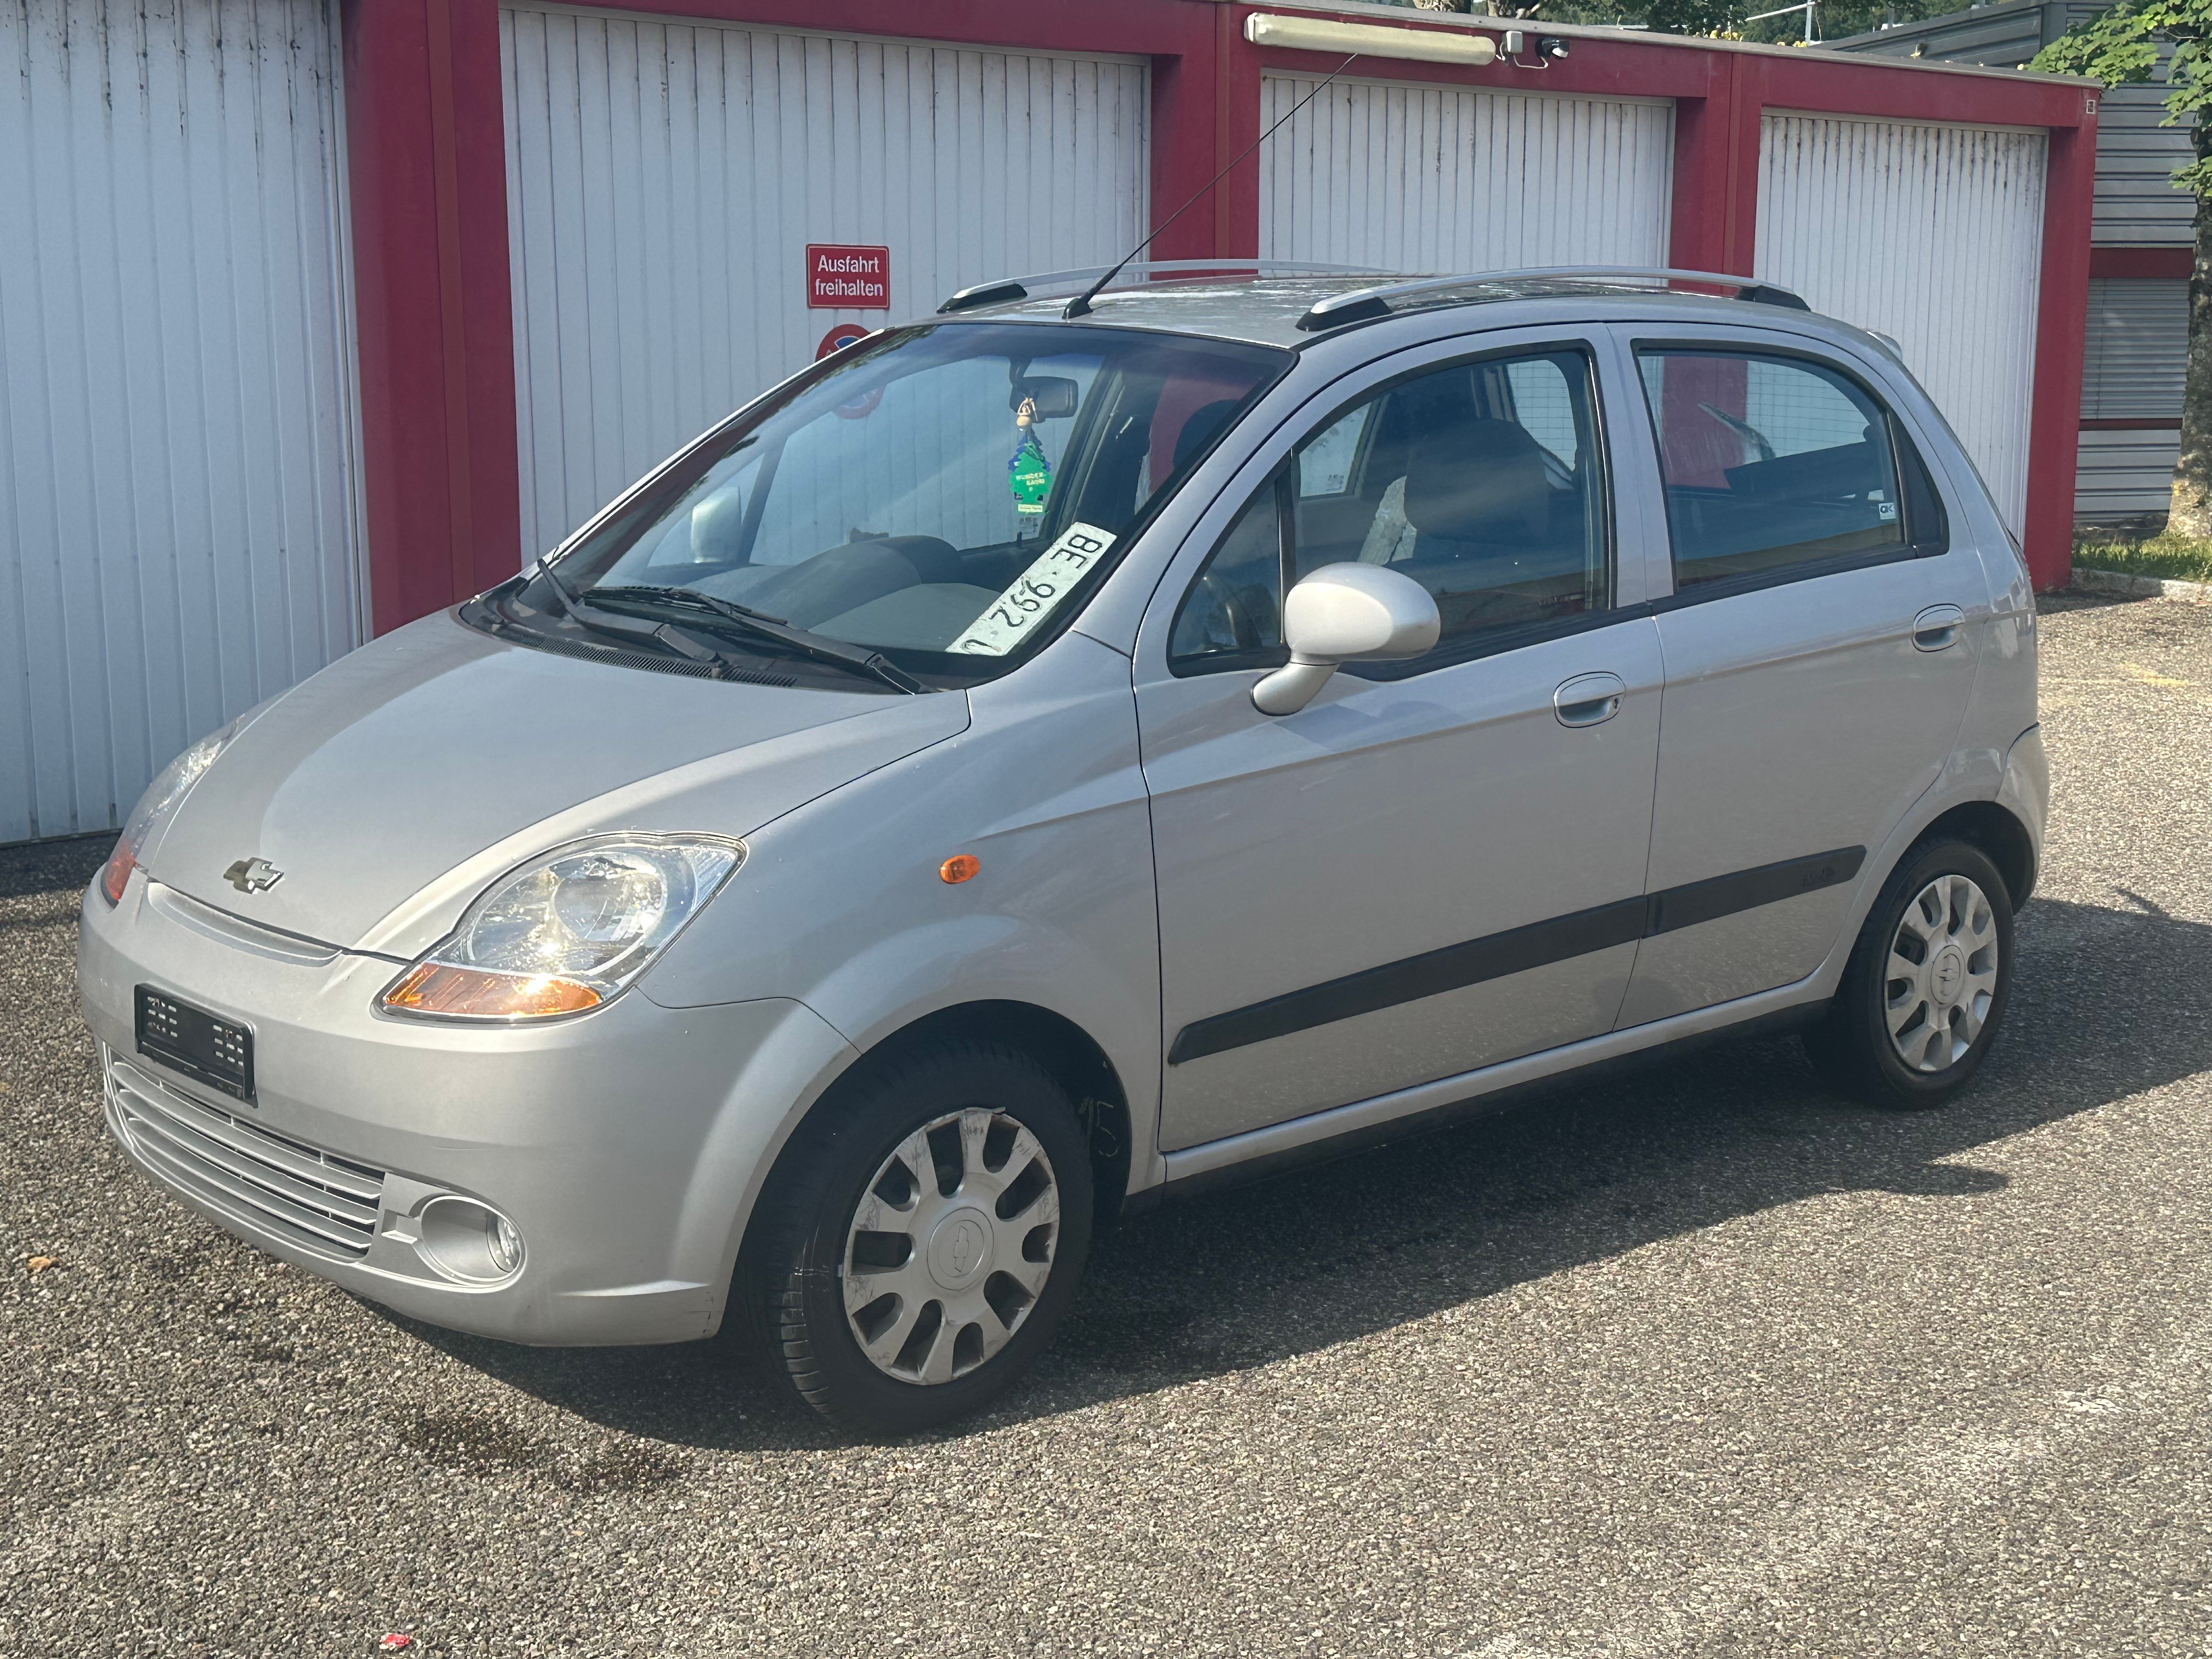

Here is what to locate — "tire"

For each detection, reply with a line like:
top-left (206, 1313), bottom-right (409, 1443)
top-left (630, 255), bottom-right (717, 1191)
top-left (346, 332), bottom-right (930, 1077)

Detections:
top-left (746, 1038), bottom-right (1093, 1435)
top-left (1803, 837), bottom-right (2015, 1109)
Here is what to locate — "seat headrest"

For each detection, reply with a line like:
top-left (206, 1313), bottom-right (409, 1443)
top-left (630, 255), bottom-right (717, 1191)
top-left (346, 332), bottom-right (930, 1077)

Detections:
top-left (1173, 399), bottom-right (1244, 473)
top-left (1401, 417), bottom-right (1551, 546)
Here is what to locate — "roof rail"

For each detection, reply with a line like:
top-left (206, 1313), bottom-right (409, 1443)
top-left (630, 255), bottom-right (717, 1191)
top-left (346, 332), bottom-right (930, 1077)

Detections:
top-left (1294, 267), bottom-right (1810, 332)
top-left (938, 259), bottom-right (1388, 315)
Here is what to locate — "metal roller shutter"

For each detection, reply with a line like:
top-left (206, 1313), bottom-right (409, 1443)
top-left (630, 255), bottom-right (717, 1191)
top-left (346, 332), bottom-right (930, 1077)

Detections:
top-left (1756, 111), bottom-right (2047, 534)
top-left (499, 9), bottom-right (1151, 566)
top-left (1257, 74), bottom-right (1675, 272)
top-left (2081, 277), bottom-right (2187, 421)
top-left (0, 0), bottom-right (364, 845)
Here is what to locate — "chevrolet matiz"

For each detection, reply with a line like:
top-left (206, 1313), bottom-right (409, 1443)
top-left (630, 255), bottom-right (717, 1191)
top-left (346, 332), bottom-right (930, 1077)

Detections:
top-left (78, 265), bottom-right (2045, 1432)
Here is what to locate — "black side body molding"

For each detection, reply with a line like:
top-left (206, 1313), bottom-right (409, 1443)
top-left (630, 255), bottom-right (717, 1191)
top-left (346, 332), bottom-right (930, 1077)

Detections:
top-left (1167, 845), bottom-right (1866, 1065)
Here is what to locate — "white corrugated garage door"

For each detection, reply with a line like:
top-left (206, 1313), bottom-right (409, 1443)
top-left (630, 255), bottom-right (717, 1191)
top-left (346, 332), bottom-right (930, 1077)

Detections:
top-left (1258, 74), bottom-right (1675, 272)
top-left (0, 0), bottom-right (364, 845)
top-left (1755, 111), bottom-right (2047, 534)
top-left (500, 9), bottom-right (1150, 565)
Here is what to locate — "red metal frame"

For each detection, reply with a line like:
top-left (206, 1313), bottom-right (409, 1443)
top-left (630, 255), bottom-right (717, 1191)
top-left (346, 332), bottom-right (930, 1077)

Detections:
top-left (342, 0), bottom-right (2097, 622)
top-left (2090, 246), bottom-right (2192, 280)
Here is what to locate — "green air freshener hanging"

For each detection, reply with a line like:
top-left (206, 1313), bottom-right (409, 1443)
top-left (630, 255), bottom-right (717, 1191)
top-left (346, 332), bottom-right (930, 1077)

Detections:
top-left (1007, 397), bottom-right (1053, 516)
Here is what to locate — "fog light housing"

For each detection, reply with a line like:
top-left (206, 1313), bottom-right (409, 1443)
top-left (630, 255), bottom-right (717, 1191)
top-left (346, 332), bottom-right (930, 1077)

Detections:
top-left (416, 1197), bottom-right (526, 1284)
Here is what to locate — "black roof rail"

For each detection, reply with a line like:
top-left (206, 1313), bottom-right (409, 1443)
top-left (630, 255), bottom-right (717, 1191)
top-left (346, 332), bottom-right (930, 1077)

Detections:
top-left (938, 259), bottom-right (1387, 315)
top-left (1294, 267), bottom-right (1812, 332)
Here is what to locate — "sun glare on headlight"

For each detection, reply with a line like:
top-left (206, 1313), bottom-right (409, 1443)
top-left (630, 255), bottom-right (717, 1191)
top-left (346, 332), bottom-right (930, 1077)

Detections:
top-left (378, 834), bottom-right (742, 1022)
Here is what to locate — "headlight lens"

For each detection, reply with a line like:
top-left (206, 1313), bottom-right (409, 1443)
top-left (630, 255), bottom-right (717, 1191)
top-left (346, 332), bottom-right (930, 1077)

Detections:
top-left (378, 835), bottom-right (743, 1021)
top-left (99, 718), bottom-right (246, 905)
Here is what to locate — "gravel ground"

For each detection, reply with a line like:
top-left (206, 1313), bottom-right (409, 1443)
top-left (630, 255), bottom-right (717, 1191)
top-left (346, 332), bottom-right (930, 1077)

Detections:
top-left (5, 591), bottom-right (2211, 1659)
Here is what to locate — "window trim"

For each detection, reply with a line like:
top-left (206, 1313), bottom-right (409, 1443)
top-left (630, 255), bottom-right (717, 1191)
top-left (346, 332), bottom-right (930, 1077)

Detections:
top-left (1166, 338), bottom-right (1618, 681)
top-left (1629, 337), bottom-right (1947, 608)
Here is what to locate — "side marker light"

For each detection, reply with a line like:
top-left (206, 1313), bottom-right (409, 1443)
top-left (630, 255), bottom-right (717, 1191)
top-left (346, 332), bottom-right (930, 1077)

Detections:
top-left (939, 854), bottom-right (981, 885)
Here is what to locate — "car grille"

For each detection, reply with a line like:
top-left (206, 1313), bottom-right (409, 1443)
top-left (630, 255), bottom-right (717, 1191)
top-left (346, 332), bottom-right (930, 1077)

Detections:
top-left (103, 1047), bottom-right (386, 1259)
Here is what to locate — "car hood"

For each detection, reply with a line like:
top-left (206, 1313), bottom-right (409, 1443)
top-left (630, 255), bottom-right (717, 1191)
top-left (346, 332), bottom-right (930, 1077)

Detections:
top-left (146, 611), bottom-right (970, 956)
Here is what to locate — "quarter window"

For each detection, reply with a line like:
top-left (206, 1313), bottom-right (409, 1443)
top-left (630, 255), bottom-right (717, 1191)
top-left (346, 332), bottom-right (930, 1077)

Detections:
top-left (1636, 348), bottom-right (1938, 589)
top-left (1170, 347), bottom-right (1611, 674)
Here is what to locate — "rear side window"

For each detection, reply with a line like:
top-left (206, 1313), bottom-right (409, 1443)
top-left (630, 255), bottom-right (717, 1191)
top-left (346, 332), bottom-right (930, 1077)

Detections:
top-left (1170, 346), bottom-right (1611, 675)
top-left (1636, 348), bottom-right (1939, 591)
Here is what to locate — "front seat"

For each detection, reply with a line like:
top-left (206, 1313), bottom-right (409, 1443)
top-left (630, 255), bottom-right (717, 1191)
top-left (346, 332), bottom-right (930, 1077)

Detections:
top-left (1396, 416), bottom-right (1567, 635)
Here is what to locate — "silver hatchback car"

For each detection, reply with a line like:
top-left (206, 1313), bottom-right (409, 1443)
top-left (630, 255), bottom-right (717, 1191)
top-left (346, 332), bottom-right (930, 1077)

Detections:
top-left (78, 267), bottom-right (2046, 1432)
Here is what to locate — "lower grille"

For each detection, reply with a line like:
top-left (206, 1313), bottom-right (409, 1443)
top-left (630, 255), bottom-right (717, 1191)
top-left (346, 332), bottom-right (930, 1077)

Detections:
top-left (104, 1047), bottom-right (387, 1259)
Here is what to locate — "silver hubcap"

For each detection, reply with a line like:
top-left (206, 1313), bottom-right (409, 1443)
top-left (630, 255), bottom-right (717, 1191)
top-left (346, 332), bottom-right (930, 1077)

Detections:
top-left (842, 1108), bottom-right (1060, 1385)
top-left (1885, 872), bottom-right (2000, 1074)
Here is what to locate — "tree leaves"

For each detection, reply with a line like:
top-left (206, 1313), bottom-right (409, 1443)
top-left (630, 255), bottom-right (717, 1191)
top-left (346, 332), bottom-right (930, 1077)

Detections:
top-left (2032, 0), bottom-right (2212, 192)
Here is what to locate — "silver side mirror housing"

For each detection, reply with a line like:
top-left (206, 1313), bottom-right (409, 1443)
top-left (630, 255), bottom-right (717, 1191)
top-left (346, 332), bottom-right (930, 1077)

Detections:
top-left (1252, 563), bottom-right (1441, 715)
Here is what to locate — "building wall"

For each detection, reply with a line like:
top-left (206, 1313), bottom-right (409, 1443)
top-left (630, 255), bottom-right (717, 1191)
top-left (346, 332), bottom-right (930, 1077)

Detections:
top-left (0, 0), bottom-right (2101, 843)
top-left (1832, 0), bottom-right (2192, 524)
top-left (0, 0), bottom-right (365, 844)
top-left (1256, 74), bottom-right (1675, 271)
top-left (500, 7), bottom-right (1151, 563)
top-left (1755, 110), bottom-right (2050, 532)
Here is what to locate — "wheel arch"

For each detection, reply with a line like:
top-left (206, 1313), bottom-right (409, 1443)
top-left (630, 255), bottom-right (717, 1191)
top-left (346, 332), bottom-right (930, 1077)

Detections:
top-left (738, 999), bottom-right (1136, 1270)
top-left (1914, 799), bottom-right (2036, 908)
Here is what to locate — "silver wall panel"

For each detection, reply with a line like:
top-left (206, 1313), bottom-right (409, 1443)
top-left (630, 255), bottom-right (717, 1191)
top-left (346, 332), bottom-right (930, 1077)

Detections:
top-left (500, 8), bottom-right (1150, 566)
top-left (1756, 112), bottom-right (2047, 533)
top-left (1257, 73), bottom-right (1674, 272)
top-left (2076, 428), bottom-right (2180, 522)
top-left (2082, 276), bottom-right (2187, 421)
top-left (2090, 81), bottom-right (2197, 245)
top-left (0, 0), bottom-right (364, 845)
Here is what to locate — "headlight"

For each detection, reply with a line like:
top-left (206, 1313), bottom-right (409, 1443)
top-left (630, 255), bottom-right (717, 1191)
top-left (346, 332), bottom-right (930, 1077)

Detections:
top-left (377, 834), bottom-right (743, 1021)
top-left (99, 718), bottom-right (247, 905)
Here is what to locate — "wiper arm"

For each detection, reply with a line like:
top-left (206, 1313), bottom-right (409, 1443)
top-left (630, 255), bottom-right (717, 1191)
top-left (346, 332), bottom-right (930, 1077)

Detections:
top-left (529, 562), bottom-right (768, 678)
top-left (588, 584), bottom-right (923, 695)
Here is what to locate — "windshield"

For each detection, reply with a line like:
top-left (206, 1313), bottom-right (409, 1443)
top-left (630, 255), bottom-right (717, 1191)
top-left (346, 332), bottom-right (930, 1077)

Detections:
top-left (493, 322), bottom-right (1289, 689)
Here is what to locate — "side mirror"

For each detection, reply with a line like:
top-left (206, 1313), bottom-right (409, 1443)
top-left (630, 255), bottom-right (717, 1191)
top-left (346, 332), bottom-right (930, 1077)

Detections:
top-left (1252, 563), bottom-right (1441, 715)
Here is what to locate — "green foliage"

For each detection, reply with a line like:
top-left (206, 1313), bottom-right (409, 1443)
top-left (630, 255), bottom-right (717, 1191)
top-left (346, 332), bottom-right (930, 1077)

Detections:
top-left (2032, 0), bottom-right (2212, 193)
top-left (2073, 525), bottom-right (2212, 582)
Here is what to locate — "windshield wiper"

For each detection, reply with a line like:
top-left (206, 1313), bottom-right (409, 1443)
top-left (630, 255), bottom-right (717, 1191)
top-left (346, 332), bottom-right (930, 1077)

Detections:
top-left (528, 562), bottom-right (777, 681)
top-left (588, 584), bottom-right (923, 695)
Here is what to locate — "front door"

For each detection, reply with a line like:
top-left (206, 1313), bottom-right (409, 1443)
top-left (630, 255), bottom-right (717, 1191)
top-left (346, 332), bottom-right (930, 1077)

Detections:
top-left (1135, 333), bottom-right (1666, 1153)
top-left (1611, 330), bottom-right (1984, 1026)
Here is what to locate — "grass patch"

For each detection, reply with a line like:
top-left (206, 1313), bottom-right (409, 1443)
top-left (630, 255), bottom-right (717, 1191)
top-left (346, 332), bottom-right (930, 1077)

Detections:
top-left (2073, 526), bottom-right (2212, 585)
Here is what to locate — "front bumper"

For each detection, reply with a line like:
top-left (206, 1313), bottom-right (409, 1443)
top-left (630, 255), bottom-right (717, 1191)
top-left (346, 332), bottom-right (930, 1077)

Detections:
top-left (78, 873), bottom-right (855, 1345)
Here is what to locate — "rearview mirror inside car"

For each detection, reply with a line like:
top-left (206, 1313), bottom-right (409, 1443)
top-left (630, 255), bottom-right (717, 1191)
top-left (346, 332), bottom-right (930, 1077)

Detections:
top-left (1010, 377), bottom-right (1080, 420)
top-left (1253, 563), bottom-right (1441, 716)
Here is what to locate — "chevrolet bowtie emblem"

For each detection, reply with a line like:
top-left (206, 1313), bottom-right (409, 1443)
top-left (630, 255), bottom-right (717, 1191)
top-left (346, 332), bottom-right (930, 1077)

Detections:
top-left (223, 857), bottom-right (284, 895)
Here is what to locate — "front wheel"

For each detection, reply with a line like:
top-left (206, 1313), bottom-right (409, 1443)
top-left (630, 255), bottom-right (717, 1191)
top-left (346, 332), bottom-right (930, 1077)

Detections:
top-left (747, 1039), bottom-right (1093, 1435)
top-left (1803, 838), bottom-right (2015, 1109)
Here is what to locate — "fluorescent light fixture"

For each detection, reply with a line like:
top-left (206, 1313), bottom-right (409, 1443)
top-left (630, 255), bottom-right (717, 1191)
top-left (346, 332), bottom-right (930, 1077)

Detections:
top-left (1244, 13), bottom-right (1500, 67)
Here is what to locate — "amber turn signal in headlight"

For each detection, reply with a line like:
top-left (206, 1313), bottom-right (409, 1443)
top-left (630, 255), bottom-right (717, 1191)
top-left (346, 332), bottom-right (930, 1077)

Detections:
top-left (101, 843), bottom-right (138, 906)
top-left (377, 834), bottom-right (743, 1023)
top-left (380, 963), bottom-right (602, 1019)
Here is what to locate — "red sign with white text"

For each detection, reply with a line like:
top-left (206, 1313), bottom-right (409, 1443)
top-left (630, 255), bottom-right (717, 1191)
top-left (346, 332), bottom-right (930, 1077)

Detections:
top-left (807, 244), bottom-right (889, 309)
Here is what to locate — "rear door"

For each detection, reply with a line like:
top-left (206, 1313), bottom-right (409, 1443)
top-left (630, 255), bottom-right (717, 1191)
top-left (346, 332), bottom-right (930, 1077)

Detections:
top-left (1611, 326), bottom-right (1983, 1027)
top-left (1135, 328), bottom-right (1667, 1153)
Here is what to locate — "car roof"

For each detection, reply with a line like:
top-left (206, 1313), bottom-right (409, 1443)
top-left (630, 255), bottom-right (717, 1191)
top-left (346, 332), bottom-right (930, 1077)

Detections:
top-left (938, 269), bottom-right (1855, 352)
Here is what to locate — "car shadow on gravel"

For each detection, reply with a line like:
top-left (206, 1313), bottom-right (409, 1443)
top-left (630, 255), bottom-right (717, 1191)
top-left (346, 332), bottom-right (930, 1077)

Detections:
top-left (393, 889), bottom-right (2212, 1448)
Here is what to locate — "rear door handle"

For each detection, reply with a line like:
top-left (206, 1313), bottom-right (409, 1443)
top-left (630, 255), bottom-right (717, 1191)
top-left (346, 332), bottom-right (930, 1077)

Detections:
top-left (1912, 603), bottom-right (1964, 652)
top-left (1554, 672), bottom-right (1625, 727)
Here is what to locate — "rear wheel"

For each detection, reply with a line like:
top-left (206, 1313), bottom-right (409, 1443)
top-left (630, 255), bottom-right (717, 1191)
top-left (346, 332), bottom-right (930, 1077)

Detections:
top-left (1804, 838), bottom-right (2014, 1109)
top-left (748, 1039), bottom-right (1092, 1435)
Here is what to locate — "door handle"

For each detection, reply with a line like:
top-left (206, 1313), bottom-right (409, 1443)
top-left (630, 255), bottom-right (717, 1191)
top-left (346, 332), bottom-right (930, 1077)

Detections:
top-left (1554, 672), bottom-right (1625, 727)
top-left (1912, 603), bottom-right (1964, 652)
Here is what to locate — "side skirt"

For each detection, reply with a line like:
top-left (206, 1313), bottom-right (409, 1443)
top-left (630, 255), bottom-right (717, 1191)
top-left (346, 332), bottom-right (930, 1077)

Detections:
top-left (1128, 995), bottom-right (1828, 1212)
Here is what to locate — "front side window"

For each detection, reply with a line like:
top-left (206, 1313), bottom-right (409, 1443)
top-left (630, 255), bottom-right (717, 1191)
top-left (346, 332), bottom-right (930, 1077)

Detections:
top-left (1171, 346), bottom-right (1611, 674)
top-left (486, 323), bottom-right (1288, 689)
top-left (1637, 348), bottom-right (1931, 590)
